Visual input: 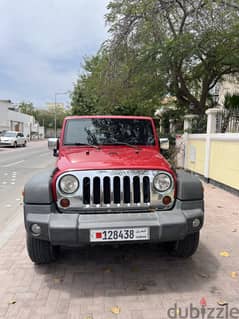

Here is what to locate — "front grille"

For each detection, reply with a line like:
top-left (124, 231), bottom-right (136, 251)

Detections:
top-left (56, 170), bottom-right (175, 211)
top-left (82, 175), bottom-right (150, 206)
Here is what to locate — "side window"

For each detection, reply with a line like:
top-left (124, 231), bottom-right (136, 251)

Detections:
top-left (17, 133), bottom-right (21, 137)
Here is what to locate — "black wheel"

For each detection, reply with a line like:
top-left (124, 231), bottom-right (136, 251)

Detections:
top-left (13, 141), bottom-right (17, 148)
top-left (23, 141), bottom-right (27, 147)
top-left (26, 235), bottom-right (58, 264)
top-left (171, 232), bottom-right (200, 258)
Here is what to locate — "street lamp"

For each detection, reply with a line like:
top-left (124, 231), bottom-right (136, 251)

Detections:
top-left (54, 90), bottom-right (71, 137)
top-left (212, 93), bottom-right (219, 107)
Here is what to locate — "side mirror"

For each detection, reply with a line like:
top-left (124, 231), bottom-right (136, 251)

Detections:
top-left (159, 138), bottom-right (169, 151)
top-left (48, 138), bottom-right (59, 157)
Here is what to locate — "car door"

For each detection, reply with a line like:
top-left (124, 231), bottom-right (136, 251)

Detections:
top-left (20, 133), bottom-right (25, 145)
top-left (16, 133), bottom-right (23, 145)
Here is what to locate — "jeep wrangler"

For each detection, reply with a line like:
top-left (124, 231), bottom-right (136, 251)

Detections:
top-left (24, 116), bottom-right (204, 264)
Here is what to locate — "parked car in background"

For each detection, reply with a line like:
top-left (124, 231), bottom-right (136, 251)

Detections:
top-left (0, 131), bottom-right (27, 147)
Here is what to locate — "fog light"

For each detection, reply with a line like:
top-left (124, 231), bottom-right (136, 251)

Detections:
top-left (31, 223), bottom-right (41, 235)
top-left (192, 218), bottom-right (200, 228)
top-left (60, 198), bottom-right (70, 208)
top-left (162, 196), bottom-right (172, 205)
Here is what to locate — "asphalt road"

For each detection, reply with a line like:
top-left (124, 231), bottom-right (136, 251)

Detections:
top-left (0, 140), bottom-right (55, 232)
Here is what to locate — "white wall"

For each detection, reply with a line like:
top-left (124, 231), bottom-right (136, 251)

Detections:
top-left (8, 110), bottom-right (34, 136)
top-left (0, 101), bottom-right (44, 137)
top-left (0, 102), bottom-right (10, 131)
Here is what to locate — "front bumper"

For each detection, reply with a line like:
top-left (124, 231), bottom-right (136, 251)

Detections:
top-left (24, 199), bottom-right (204, 246)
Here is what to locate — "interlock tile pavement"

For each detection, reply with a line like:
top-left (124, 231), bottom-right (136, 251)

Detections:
top-left (0, 183), bottom-right (239, 318)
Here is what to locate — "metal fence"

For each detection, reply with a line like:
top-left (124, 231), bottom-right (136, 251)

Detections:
top-left (191, 115), bottom-right (207, 133)
top-left (216, 108), bottom-right (239, 133)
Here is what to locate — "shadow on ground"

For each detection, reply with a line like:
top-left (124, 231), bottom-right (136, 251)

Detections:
top-left (34, 242), bottom-right (219, 298)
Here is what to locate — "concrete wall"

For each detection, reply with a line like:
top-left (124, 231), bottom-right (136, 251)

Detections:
top-left (186, 137), bottom-right (206, 175)
top-left (8, 110), bottom-right (33, 136)
top-left (0, 101), bottom-right (44, 138)
top-left (45, 128), bottom-right (62, 138)
top-left (185, 133), bottom-right (239, 191)
top-left (0, 102), bottom-right (10, 131)
top-left (209, 138), bottom-right (239, 190)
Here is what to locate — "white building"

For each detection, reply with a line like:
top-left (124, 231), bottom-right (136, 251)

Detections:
top-left (0, 100), bottom-right (44, 138)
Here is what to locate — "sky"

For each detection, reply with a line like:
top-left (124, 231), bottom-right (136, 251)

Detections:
top-left (0, 0), bottom-right (109, 108)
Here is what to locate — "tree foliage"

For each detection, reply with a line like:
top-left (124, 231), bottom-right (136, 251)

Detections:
top-left (71, 0), bottom-right (239, 115)
top-left (224, 93), bottom-right (239, 109)
top-left (18, 102), bottom-right (35, 116)
top-left (71, 78), bottom-right (96, 115)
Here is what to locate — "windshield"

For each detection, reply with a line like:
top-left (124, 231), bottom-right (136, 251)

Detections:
top-left (2, 132), bottom-right (16, 137)
top-left (63, 118), bottom-right (155, 146)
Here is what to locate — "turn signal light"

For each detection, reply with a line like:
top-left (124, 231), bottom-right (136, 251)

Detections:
top-left (60, 198), bottom-right (70, 208)
top-left (162, 196), bottom-right (172, 205)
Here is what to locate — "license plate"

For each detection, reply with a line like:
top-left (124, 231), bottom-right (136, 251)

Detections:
top-left (90, 227), bottom-right (150, 242)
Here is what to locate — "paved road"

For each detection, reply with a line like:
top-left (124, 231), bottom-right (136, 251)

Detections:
top-left (0, 141), bottom-right (55, 231)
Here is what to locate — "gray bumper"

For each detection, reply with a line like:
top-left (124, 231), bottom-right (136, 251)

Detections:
top-left (24, 200), bottom-right (204, 246)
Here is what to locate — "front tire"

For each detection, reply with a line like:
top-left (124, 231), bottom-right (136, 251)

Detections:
top-left (172, 232), bottom-right (200, 258)
top-left (26, 235), bottom-right (58, 264)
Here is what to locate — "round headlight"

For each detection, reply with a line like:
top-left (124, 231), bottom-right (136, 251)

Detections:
top-left (59, 174), bottom-right (79, 194)
top-left (153, 173), bottom-right (172, 192)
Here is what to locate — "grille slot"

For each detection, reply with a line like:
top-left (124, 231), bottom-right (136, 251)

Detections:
top-left (83, 177), bottom-right (90, 205)
top-left (113, 177), bottom-right (121, 204)
top-left (143, 176), bottom-right (150, 203)
top-left (133, 176), bottom-right (140, 203)
top-left (103, 177), bottom-right (111, 204)
top-left (123, 176), bottom-right (130, 203)
top-left (93, 177), bottom-right (100, 204)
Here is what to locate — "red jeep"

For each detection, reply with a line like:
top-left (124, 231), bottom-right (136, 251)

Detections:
top-left (24, 116), bottom-right (204, 263)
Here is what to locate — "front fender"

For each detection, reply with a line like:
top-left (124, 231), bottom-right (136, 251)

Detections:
top-left (176, 170), bottom-right (204, 201)
top-left (24, 169), bottom-right (55, 204)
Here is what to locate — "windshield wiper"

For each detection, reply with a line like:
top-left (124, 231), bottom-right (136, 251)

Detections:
top-left (66, 142), bottom-right (100, 149)
top-left (103, 141), bottom-right (140, 150)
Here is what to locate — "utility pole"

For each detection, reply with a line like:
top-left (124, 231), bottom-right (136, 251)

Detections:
top-left (54, 93), bottom-right (57, 138)
top-left (54, 90), bottom-right (71, 138)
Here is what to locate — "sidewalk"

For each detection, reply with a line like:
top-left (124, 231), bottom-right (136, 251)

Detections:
top-left (0, 183), bottom-right (238, 319)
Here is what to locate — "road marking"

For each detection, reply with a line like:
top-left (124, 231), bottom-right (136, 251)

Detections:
top-left (2, 160), bottom-right (24, 168)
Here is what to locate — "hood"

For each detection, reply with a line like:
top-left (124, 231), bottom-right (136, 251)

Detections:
top-left (57, 146), bottom-right (172, 172)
